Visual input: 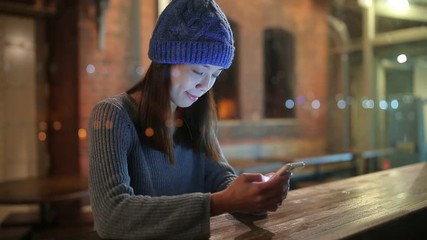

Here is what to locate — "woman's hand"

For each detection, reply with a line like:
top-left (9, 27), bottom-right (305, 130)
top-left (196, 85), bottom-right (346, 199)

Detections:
top-left (211, 172), bottom-right (291, 216)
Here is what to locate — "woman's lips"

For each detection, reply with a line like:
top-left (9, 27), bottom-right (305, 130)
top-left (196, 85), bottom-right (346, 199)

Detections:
top-left (186, 92), bottom-right (199, 102)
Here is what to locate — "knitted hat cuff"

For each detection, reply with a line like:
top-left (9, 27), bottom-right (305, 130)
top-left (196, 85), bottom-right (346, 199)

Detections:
top-left (149, 40), bottom-right (235, 69)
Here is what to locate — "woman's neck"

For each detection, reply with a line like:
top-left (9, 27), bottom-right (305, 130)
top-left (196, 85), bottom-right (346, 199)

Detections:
top-left (170, 101), bottom-right (177, 118)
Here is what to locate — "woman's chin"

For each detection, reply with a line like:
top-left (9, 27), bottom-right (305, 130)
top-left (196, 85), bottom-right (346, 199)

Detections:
top-left (177, 101), bottom-right (194, 108)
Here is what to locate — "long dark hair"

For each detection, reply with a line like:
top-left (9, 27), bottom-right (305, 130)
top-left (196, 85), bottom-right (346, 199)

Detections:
top-left (127, 62), bottom-right (223, 164)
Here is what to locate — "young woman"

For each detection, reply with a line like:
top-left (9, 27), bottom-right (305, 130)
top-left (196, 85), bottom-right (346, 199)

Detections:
top-left (88, 0), bottom-right (291, 239)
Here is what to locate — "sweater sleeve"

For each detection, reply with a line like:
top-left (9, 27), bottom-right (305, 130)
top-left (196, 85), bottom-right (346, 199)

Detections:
top-left (88, 101), bottom-right (210, 240)
top-left (204, 154), bottom-right (237, 193)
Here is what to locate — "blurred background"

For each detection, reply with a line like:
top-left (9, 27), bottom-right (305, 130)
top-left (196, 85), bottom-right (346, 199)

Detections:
top-left (0, 0), bottom-right (426, 237)
top-left (1, 0), bottom-right (426, 180)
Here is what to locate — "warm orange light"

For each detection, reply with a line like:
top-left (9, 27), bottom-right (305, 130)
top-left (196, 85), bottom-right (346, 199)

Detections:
top-left (145, 128), bottom-right (154, 137)
top-left (175, 118), bottom-right (184, 127)
top-left (165, 119), bottom-right (174, 128)
top-left (78, 128), bottom-right (87, 140)
top-left (39, 121), bottom-right (48, 131)
top-left (105, 120), bottom-right (113, 129)
top-left (218, 99), bottom-right (236, 119)
top-left (53, 121), bottom-right (62, 130)
top-left (38, 131), bottom-right (47, 141)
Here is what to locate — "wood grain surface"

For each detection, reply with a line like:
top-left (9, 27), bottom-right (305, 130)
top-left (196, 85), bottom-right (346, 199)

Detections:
top-left (210, 162), bottom-right (427, 240)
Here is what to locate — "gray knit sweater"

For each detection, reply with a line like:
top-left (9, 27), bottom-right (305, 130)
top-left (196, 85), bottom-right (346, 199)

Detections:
top-left (88, 93), bottom-right (237, 239)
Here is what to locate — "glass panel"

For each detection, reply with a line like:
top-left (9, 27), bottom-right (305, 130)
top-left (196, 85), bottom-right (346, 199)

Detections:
top-left (330, 0), bottom-right (427, 170)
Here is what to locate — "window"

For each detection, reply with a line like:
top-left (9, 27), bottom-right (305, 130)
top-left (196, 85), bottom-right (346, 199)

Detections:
top-left (213, 20), bottom-right (239, 120)
top-left (264, 28), bottom-right (295, 118)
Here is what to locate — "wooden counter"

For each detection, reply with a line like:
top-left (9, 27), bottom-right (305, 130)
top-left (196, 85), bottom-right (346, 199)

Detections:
top-left (60, 162), bottom-right (427, 239)
top-left (210, 162), bottom-right (427, 240)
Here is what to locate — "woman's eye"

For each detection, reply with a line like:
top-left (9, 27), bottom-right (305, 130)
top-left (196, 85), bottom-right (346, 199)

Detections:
top-left (192, 70), bottom-right (203, 76)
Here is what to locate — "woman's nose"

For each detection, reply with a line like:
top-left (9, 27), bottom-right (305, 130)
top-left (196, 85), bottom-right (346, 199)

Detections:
top-left (196, 76), bottom-right (212, 92)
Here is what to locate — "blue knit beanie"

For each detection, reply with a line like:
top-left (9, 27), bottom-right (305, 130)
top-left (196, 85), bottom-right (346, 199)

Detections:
top-left (148, 0), bottom-right (235, 69)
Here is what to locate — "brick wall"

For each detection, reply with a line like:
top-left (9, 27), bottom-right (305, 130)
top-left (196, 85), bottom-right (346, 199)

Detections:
top-left (72, 0), bottom-right (329, 176)
top-left (77, 0), bottom-right (156, 176)
top-left (216, 0), bottom-right (329, 158)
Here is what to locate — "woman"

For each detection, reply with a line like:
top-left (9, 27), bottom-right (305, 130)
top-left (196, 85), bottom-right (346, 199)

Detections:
top-left (88, 0), bottom-right (291, 239)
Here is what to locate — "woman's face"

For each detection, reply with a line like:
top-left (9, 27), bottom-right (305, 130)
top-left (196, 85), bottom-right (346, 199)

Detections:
top-left (170, 64), bottom-right (223, 108)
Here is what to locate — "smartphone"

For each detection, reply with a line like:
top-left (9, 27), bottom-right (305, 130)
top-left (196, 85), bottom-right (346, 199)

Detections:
top-left (275, 162), bottom-right (305, 176)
